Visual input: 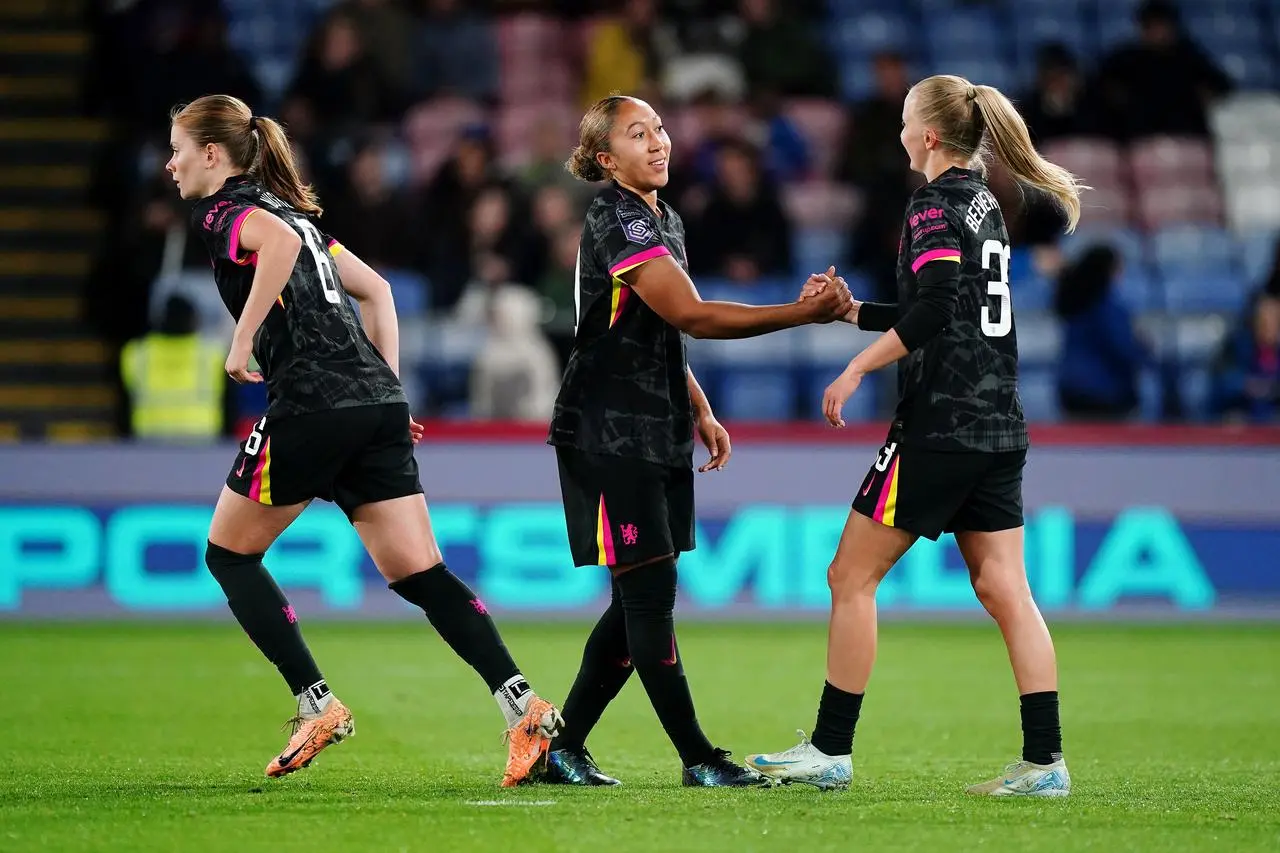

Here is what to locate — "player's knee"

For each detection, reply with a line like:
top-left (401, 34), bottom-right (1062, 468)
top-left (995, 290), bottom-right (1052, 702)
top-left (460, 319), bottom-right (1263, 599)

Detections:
top-left (971, 570), bottom-right (1029, 619)
top-left (827, 558), bottom-right (881, 601)
top-left (205, 540), bottom-right (260, 583)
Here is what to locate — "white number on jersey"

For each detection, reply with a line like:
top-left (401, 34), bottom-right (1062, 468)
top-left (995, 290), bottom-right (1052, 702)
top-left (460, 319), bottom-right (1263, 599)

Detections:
top-left (292, 217), bottom-right (342, 305)
top-left (980, 239), bottom-right (1012, 338)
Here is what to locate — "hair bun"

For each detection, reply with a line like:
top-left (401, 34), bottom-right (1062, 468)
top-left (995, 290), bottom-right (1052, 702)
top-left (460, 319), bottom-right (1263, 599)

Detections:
top-left (965, 85), bottom-right (977, 101)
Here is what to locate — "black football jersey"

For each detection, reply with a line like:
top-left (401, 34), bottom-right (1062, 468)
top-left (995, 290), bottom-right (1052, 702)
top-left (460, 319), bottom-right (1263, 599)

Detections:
top-left (190, 176), bottom-right (404, 418)
top-left (548, 182), bottom-right (694, 469)
top-left (892, 167), bottom-right (1028, 453)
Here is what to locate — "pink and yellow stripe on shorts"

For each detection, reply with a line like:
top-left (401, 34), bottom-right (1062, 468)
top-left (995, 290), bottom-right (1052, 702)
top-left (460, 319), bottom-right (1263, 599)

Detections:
top-left (872, 456), bottom-right (900, 527)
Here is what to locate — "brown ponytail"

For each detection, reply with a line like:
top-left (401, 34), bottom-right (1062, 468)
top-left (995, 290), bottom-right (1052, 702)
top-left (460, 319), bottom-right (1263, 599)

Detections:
top-left (912, 75), bottom-right (1086, 233)
top-left (565, 94), bottom-right (631, 183)
top-left (171, 94), bottom-right (322, 216)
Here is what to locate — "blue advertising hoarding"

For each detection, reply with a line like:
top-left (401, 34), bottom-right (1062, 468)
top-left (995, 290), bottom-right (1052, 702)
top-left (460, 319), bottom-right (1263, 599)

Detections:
top-left (1, 434), bottom-right (1276, 617)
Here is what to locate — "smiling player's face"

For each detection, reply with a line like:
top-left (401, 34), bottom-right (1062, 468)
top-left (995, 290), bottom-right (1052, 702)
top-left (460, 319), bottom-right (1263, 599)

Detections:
top-left (602, 98), bottom-right (671, 193)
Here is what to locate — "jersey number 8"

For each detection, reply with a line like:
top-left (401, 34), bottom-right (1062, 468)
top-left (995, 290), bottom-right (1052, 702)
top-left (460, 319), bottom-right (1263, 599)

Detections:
top-left (980, 239), bottom-right (1012, 338)
top-left (292, 217), bottom-right (343, 305)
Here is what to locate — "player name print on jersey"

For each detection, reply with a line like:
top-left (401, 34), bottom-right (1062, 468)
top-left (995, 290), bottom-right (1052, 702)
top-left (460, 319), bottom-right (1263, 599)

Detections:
top-left (190, 175), bottom-right (404, 418)
top-left (893, 167), bottom-right (1028, 454)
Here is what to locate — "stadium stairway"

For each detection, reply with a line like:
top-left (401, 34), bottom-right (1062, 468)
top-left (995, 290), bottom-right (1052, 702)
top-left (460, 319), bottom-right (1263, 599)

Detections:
top-left (0, 0), bottom-right (114, 442)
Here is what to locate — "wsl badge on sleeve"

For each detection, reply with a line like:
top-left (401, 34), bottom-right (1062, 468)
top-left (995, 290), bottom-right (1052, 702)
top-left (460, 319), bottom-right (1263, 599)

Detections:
top-left (618, 205), bottom-right (656, 244)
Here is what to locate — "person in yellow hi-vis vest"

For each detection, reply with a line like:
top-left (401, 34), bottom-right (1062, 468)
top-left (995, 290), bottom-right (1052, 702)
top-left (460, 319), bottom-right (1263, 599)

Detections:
top-left (121, 295), bottom-right (227, 439)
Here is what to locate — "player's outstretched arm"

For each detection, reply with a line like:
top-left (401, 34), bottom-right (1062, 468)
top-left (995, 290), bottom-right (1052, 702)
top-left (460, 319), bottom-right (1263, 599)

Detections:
top-left (225, 209), bottom-right (302, 382)
top-left (334, 248), bottom-right (400, 377)
top-left (627, 255), bottom-right (851, 339)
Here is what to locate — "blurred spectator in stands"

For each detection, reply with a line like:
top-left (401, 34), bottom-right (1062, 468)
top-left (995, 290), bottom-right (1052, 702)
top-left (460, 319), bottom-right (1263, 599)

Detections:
top-left (537, 224), bottom-right (581, 368)
top-left (468, 284), bottom-right (561, 422)
top-left (322, 137), bottom-right (427, 278)
top-left (337, 0), bottom-right (416, 105)
top-left (582, 0), bottom-right (679, 106)
top-left (1095, 0), bottom-right (1232, 140)
top-left (746, 90), bottom-right (810, 183)
top-left (1053, 246), bottom-right (1153, 420)
top-left (735, 0), bottom-right (835, 98)
top-left (1021, 43), bottom-right (1097, 144)
top-left (414, 0), bottom-right (499, 103)
top-left (836, 51), bottom-right (910, 189)
top-left (121, 295), bottom-right (228, 441)
top-left (689, 140), bottom-right (792, 282)
top-left (1209, 291), bottom-right (1280, 422)
top-left (286, 11), bottom-right (398, 135)
top-left (421, 127), bottom-right (512, 309)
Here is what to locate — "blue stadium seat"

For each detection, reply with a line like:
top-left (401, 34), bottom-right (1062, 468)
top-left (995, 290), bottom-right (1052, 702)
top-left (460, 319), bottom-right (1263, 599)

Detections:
top-left (1095, 2), bottom-right (1141, 51)
top-left (1018, 370), bottom-right (1060, 422)
top-left (1060, 226), bottom-right (1147, 270)
top-left (1151, 225), bottom-right (1237, 276)
top-left (716, 368), bottom-right (800, 421)
top-left (1237, 228), bottom-right (1278, 287)
top-left (381, 269), bottom-right (431, 317)
top-left (798, 366), bottom-right (879, 423)
top-left (1117, 265), bottom-right (1161, 312)
top-left (831, 11), bottom-right (913, 57)
top-left (1161, 270), bottom-right (1250, 313)
top-left (1016, 312), bottom-right (1063, 368)
top-left (793, 228), bottom-right (847, 279)
top-left (1009, 248), bottom-right (1053, 311)
top-left (1178, 366), bottom-right (1213, 421)
top-left (926, 57), bottom-right (1016, 92)
top-left (1217, 50), bottom-right (1276, 90)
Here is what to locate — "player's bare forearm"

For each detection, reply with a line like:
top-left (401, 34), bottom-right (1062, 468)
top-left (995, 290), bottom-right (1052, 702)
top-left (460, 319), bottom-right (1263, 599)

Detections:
top-left (847, 329), bottom-right (909, 377)
top-left (357, 293), bottom-right (400, 377)
top-left (235, 234), bottom-right (300, 348)
top-left (687, 366), bottom-right (713, 419)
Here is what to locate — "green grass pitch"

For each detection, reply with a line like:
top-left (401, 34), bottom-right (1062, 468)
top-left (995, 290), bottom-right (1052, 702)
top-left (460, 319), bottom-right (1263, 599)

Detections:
top-left (1, 621), bottom-right (1277, 852)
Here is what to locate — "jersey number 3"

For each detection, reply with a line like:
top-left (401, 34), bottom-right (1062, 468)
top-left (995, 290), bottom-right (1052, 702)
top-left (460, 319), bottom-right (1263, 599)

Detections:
top-left (980, 239), bottom-right (1012, 338)
top-left (292, 217), bottom-right (342, 305)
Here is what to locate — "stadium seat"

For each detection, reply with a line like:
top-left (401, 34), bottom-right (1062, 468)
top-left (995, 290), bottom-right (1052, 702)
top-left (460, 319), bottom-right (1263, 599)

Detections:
top-left (1060, 225), bottom-right (1147, 270)
top-left (793, 228), bottom-right (847, 279)
top-left (1129, 137), bottom-right (1215, 185)
top-left (1040, 137), bottom-right (1124, 188)
top-left (1161, 269), bottom-right (1250, 314)
top-left (716, 368), bottom-right (800, 421)
top-left (495, 102), bottom-right (577, 169)
top-left (1150, 225), bottom-right (1237, 276)
top-left (1173, 314), bottom-right (1231, 364)
top-left (1015, 312), bottom-right (1063, 368)
top-left (1237, 228), bottom-right (1279, 287)
top-left (1224, 182), bottom-right (1280, 234)
top-left (1077, 185), bottom-right (1135, 228)
top-left (1134, 184), bottom-right (1224, 229)
top-left (381, 270), bottom-right (431, 318)
top-left (402, 97), bottom-right (488, 185)
top-left (831, 11), bottom-right (912, 57)
top-left (1217, 51), bottom-right (1276, 91)
top-left (1018, 370), bottom-right (1060, 422)
top-left (781, 182), bottom-right (861, 231)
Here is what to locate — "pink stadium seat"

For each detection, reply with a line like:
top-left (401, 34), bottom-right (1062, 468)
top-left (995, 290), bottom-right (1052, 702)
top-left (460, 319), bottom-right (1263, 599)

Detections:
top-left (1135, 184), bottom-right (1224, 229)
top-left (1129, 136), bottom-right (1216, 185)
top-left (496, 101), bottom-right (578, 168)
top-left (783, 98), bottom-right (846, 179)
top-left (1077, 185), bottom-right (1134, 228)
top-left (402, 97), bottom-right (489, 185)
top-left (782, 181), bottom-right (862, 230)
top-left (497, 13), bottom-right (565, 58)
top-left (1041, 137), bottom-right (1124, 188)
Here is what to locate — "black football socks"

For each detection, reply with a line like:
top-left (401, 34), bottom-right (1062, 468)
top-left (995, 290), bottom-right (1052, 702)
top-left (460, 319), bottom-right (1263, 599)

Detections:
top-left (810, 681), bottom-right (864, 757)
top-left (205, 542), bottom-right (326, 704)
top-left (616, 558), bottom-right (716, 767)
top-left (552, 579), bottom-right (633, 753)
top-left (1020, 690), bottom-right (1063, 765)
top-left (389, 563), bottom-right (532, 727)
